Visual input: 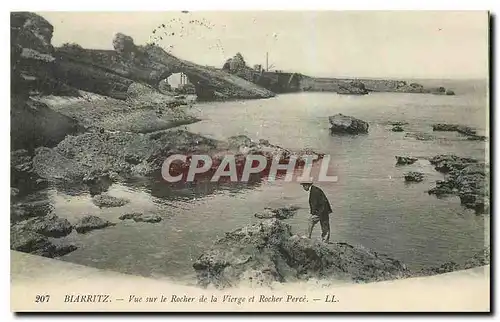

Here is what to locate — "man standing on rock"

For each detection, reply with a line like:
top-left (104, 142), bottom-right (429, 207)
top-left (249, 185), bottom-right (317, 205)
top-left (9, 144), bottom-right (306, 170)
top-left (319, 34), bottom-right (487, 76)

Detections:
top-left (300, 181), bottom-right (332, 243)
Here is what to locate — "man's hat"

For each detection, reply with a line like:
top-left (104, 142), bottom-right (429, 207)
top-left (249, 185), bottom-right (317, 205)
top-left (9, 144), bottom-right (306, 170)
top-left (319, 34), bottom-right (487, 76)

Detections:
top-left (299, 180), bottom-right (313, 185)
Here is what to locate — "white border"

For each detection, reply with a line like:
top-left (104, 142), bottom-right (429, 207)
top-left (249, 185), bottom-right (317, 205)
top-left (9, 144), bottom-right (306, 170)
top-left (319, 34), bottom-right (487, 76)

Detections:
top-left (2, 1), bottom-right (497, 321)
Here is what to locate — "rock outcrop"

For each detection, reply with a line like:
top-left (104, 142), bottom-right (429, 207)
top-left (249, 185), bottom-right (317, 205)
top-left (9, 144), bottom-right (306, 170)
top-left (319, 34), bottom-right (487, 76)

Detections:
top-left (11, 97), bottom-right (84, 151)
top-left (31, 129), bottom-right (219, 188)
top-left (192, 219), bottom-right (409, 289)
top-left (254, 206), bottom-right (300, 219)
top-left (427, 155), bottom-right (489, 214)
top-left (404, 171), bottom-right (424, 183)
top-left (74, 215), bottom-right (115, 234)
top-left (12, 214), bottom-right (73, 238)
top-left (92, 194), bottom-right (130, 208)
top-left (329, 114), bottom-right (369, 134)
top-left (337, 80), bottom-right (369, 95)
top-left (432, 123), bottom-right (477, 136)
top-left (404, 132), bottom-right (435, 141)
top-left (11, 11), bottom-right (79, 97)
top-left (395, 156), bottom-right (418, 165)
top-left (432, 123), bottom-right (487, 141)
top-left (391, 125), bottom-right (404, 132)
top-left (10, 226), bottom-right (77, 258)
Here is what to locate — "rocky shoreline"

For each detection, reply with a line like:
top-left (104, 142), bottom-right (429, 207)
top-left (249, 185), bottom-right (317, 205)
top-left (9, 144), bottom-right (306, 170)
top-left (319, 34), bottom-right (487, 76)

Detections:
top-left (10, 12), bottom-right (489, 286)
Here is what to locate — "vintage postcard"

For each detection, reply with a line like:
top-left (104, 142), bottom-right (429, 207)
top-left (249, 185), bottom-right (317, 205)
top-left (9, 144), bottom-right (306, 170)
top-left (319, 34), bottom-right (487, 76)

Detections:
top-left (10, 10), bottom-right (490, 312)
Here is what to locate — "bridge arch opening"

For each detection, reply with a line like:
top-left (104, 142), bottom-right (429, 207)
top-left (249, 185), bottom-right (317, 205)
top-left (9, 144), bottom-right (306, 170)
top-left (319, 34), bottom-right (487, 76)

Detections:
top-left (158, 72), bottom-right (196, 95)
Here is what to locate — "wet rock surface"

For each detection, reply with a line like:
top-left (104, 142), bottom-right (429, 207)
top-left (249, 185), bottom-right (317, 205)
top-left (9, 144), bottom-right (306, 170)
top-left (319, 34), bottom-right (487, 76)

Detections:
top-left (428, 155), bottom-right (489, 214)
top-left (404, 171), bottom-right (424, 183)
top-left (395, 156), bottom-right (418, 165)
top-left (74, 215), bottom-right (115, 234)
top-left (193, 219), bottom-right (409, 289)
top-left (254, 206), bottom-right (300, 219)
top-left (329, 114), bottom-right (369, 135)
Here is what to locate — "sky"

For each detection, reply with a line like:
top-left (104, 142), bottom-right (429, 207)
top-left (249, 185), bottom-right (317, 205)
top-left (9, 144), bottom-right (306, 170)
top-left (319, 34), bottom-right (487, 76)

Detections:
top-left (38, 11), bottom-right (489, 79)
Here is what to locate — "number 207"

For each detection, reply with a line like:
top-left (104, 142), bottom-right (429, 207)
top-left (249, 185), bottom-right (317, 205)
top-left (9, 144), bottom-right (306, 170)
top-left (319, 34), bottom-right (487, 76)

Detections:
top-left (35, 295), bottom-right (50, 303)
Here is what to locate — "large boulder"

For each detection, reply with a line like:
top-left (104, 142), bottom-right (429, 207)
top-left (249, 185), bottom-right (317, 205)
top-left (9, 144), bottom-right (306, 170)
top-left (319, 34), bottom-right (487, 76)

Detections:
top-left (11, 12), bottom-right (54, 56)
top-left (329, 114), bottom-right (369, 134)
top-left (192, 219), bottom-right (409, 289)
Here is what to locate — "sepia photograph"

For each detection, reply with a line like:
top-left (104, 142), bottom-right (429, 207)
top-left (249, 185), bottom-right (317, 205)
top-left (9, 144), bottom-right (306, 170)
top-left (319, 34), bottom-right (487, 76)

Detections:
top-left (9, 9), bottom-right (490, 313)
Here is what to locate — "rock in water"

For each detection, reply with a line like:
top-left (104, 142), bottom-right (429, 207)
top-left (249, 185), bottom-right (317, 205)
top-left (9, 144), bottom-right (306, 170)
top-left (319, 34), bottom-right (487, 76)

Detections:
top-left (395, 156), bottom-right (418, 165)
top-left (404, 171), bottom-right (424, 183)
top-left (74, 215), bottom-right (115, 233)
top-left (92, 194), bottom-right (130, 208)
top-left (391, 125), bottom-right (404, 132)
top-left (432, 123), bottom-right (477, 136)
top-left (133, 214), bottom-right (162, 223)
top-left (404, 132), bottom-right (435, 141)
top-left (192, 219), bottom-right (408, 289)
top-left (10, 227), bottom-right (77, 258)
top-left (428, 155), bottom-right (489, 214)
top-left (254, 206), bottom-right (300, 219)
top-left (329, 114), bottom-right (369, 134)
top-left (119, 212), bottom-right (162, 223)
top-left (13, 214), bottom-right (73, 238)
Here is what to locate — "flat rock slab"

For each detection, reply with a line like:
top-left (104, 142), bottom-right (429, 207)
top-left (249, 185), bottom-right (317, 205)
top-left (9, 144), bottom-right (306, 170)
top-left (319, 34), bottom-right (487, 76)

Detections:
top-left (74, 215), bottom-right (115, 234)
top-left (119, 212), bottom-right (162, 223)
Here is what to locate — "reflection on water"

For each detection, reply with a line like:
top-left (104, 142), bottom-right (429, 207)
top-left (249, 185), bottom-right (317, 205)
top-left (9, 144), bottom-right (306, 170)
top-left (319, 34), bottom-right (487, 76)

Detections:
top-left (27, 82), bottom-right (490, 282)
